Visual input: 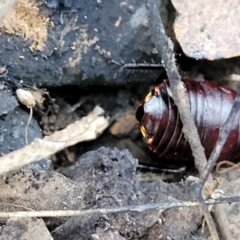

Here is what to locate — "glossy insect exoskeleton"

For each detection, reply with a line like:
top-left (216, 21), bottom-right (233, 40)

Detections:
top-left (136, 79), bottom-right (240, 162)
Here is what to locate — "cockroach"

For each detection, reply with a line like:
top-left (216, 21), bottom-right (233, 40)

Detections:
top-left (136, 79), bottom-right (240, 162)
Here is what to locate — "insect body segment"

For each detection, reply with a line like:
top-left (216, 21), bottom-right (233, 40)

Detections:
top-left (136, 79), bottom-right (240, 162)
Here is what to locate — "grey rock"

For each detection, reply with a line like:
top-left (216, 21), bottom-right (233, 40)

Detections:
top-left (0, 0), bottom-right (170, 87)
top-left (0, 88), bottom-right (18, 116)
top-left (0, 107), bottom-right (51, 170)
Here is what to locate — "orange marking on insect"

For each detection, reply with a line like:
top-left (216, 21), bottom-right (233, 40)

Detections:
top-left (144, 91), bottom-right (152, 102)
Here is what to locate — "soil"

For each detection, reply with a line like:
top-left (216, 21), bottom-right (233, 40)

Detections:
top-left (0, 1), bottom-right (240, 240)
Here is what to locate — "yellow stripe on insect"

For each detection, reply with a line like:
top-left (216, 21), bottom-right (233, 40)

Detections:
top-left (140, 125), bottom-right (147, 138)
top-left (144, 91), bottom-right (152, 102)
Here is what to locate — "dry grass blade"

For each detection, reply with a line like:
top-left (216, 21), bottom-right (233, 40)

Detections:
top-left (0, 106), bottom-right (109, 176)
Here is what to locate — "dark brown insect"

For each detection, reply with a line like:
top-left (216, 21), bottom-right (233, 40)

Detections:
top-left (136, 79), bottom-right (240, 162)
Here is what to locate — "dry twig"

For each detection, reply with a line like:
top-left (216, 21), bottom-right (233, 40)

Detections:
top-left (0, 106), bottom-right (109, 176)
top-left (147, 0), bottom-right (208, 178)
top-left (0, 196), bottom-right (239, 218)
top-left (146, 0), bottom-right (218, 239)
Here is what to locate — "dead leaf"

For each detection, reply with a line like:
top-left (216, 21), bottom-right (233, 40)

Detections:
top-left (110, 110), bottom-right (138, 137)
top-left (30, 89), bottom-right (46, 107)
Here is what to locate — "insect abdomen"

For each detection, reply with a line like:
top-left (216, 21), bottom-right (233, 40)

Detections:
top-left (136, 79), bottom-right (240, 161)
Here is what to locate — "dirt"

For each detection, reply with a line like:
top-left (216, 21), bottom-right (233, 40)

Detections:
top-left (1, 43), bottom-right (239, 239)
top-left (1, 1), bottom-right (240, 240)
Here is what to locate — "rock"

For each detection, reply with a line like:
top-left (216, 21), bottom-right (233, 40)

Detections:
top-left (53, 147), bottom-right (202, 240)
top-left (213, 169), bottom-right (240, 239)
top-left (173, 0), bottom-right (240, 60)
top-left (0, 147), bottom-right (203, 239)
top-left (0, 217), bottom-right (53, 240)
top-left (0, 87), bottom-right (18, 116)
top-left (0, 0), bottom-right (169, 87)
top-left (0, 107), bottom-right (51, 170)
top-left (91, 230), bottom-right (126, 240)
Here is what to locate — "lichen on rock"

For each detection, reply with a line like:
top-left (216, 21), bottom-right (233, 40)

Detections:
top-left (1, 0), bottom-right (49, 51)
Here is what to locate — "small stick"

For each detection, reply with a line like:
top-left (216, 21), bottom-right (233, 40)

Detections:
top-left (24, 107), bottom-right (33, 145)
top-left (110, 59), bottom-right (163, 70)
top-left (147, 0), bottom-right (209, 178)
top-left (147, 1), bottom-right (218, 239)
top-left (0, 196), bottom-right (239, 218)
top-left (0, 106), bottom-right (109, 176)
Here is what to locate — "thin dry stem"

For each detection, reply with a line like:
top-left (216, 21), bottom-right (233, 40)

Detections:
top-left (25, 107), bottom-right (33, 145)
top-left (147, 0), bottom-right (208, 179)
top-left (146, 0), bottom-right (218, 239)
top-left (0, 196), bottom-right (238, 218)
